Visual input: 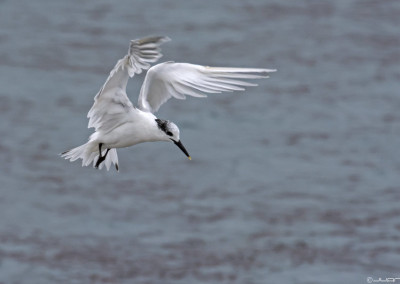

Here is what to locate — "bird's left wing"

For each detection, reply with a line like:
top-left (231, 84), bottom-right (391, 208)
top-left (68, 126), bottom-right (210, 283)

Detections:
top-left (87, 36), bottom-right (170, 132)
top-left (137, 62), bottom-right (276, 113)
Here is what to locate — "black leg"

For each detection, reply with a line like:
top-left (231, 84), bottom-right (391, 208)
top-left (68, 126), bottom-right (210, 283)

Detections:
top-left (95, 143), bottom-right (110, 169)
top-left (98, 143), bottom-right (103, 156)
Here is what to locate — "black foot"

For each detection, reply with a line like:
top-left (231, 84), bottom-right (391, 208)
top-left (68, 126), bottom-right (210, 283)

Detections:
top-left (95, 143), bottom-right (110, 169)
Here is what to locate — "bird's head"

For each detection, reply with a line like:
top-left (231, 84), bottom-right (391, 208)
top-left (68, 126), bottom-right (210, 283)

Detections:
top-left (155, 118), bottom-right (191, 160)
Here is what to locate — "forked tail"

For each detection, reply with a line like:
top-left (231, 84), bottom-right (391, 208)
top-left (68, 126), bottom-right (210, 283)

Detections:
top-left (61, 142), bottom-right (119, 171)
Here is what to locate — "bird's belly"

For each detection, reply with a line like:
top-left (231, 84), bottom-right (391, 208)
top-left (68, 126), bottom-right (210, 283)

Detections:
top-left (102, 122), bottom-right (157, 149)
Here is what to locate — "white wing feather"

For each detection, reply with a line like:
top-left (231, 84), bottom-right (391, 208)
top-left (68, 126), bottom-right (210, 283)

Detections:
top-left (138, 62), bottom-right (276, 113)
top-left (87, 36), bottom-right (170, 132)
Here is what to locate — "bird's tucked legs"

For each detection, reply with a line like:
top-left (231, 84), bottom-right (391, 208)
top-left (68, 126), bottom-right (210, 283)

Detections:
top-left (95, 143), bottom-right (110, 169)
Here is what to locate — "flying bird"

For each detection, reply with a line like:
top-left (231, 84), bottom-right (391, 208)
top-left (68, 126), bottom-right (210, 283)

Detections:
top-left (61, 36), bottom-right (276, 171)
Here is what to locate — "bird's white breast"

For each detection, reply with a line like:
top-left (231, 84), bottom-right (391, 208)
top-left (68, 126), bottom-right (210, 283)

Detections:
top-left (100, 109), bottom-right (160, 149)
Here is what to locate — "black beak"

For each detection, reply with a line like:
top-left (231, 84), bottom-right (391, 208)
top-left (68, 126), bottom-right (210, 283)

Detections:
top-left (173, 140), bottom-right (191, 160)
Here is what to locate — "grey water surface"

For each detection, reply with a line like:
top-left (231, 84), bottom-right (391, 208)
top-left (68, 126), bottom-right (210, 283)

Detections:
top-left (1, 0), bottom-right (400, 283)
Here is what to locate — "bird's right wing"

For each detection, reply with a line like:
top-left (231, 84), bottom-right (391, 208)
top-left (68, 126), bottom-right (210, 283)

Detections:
top-left (87, 36), bottom-right (170, 132)
top-left (137, 62), bottom-right (276, 113)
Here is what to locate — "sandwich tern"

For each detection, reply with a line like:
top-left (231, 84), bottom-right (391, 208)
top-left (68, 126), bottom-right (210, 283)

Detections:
top-left (61, 36), bottom-right (276, 171)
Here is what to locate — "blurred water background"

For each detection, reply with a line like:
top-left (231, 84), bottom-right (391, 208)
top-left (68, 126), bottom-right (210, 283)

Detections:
top-left (1, 0), bottom-right (400, 283)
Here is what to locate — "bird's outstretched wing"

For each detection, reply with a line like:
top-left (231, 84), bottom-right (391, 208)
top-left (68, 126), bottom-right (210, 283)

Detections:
top-left (137, 62), bottom-right (276, 113)
top-left (87, 36), bottom-right (170, 132)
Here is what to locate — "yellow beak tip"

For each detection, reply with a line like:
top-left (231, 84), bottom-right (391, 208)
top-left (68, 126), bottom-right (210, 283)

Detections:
top-left (188, 156), bottom-right (192, 160)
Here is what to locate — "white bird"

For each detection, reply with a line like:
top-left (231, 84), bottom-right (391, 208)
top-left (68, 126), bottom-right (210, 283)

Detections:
top-left (61, 36), bottom-right (276, 171)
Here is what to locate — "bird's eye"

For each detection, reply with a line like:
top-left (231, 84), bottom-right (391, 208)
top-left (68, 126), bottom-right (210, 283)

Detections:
top-left (166, 131), bottom-right (173, 136)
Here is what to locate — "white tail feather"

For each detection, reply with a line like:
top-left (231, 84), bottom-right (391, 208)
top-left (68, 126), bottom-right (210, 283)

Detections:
top-left (61, 143), bottom-right (119, 171)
